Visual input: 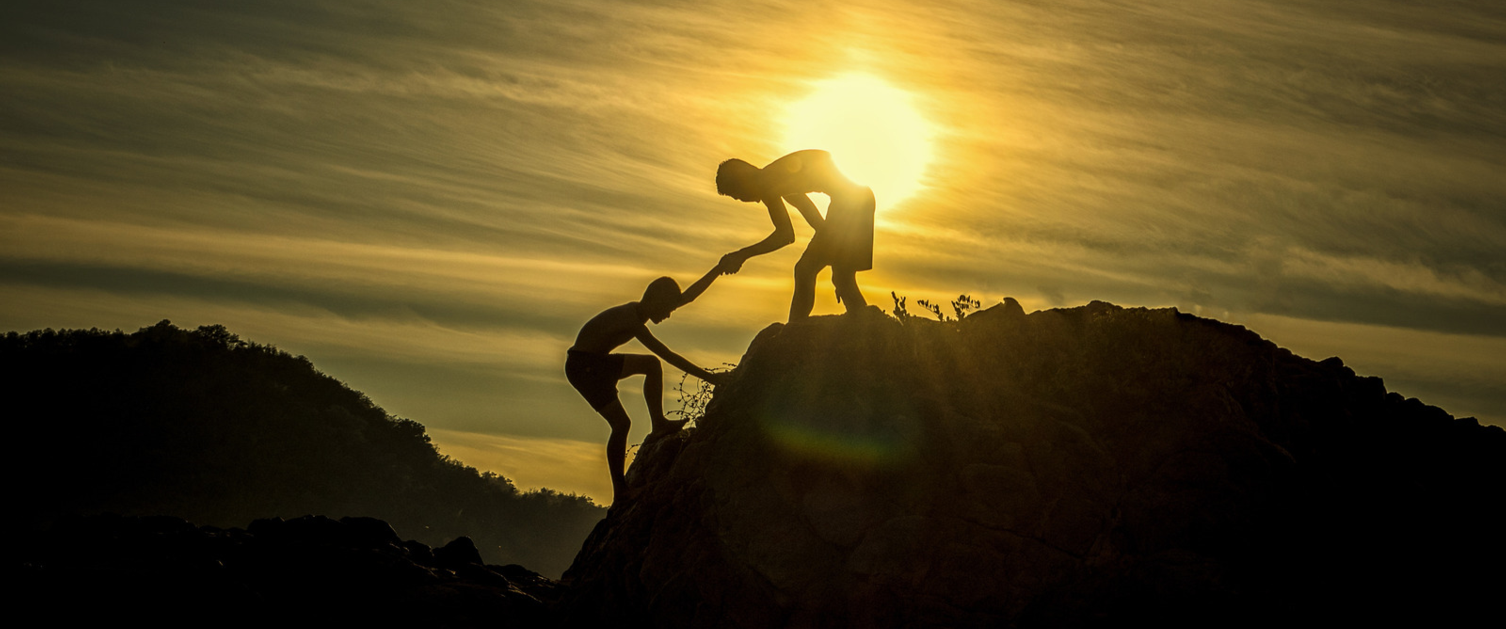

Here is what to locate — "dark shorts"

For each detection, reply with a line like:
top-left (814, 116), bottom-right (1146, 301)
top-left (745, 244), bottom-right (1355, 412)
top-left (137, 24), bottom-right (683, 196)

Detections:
top-left (565, 350), bottom-right (626, 411)
top-left (803, 187), bottom-right (875, 272)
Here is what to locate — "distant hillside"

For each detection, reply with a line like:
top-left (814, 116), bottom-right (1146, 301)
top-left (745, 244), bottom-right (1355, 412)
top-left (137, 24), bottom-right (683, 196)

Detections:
top-left (564, 301), bottom-right (1504, 627)
top-left (4, 320), bottom-right (602, 577)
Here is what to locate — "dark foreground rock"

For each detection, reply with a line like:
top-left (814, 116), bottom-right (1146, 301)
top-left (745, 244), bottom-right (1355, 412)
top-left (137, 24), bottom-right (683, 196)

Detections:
top-left (18, 513), bottom-right (557, 627)
top-left (562, 301), bottom-right (1505, 628)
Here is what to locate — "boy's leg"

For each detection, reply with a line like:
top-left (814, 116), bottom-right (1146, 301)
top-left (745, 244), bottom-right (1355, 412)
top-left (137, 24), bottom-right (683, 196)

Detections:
top-left (790, 250), bottom-right (824, 321)
top-left (620, 354), bottom-right (685, 434)
top-left (568, 351), bottom-right (635, 502)
top-left (594, 398), bottom-right (633, 502)
top-left (832, 266), bottom-right (867, 312)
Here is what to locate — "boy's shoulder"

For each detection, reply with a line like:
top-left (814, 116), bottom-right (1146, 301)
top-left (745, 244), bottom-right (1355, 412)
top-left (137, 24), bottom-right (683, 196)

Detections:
top-left (769, 149), bottom-right (830, 173)
top-left (763, 150), bottom-right (837, 193)
top-left (584, 302), bottom-right (645, 330)
top-left (574, 302), bottom-right (648, 353)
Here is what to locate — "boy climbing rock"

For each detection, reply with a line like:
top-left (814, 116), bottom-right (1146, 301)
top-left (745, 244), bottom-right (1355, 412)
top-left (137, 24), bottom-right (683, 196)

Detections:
top-left (566, 262), bottom-right (730, 503)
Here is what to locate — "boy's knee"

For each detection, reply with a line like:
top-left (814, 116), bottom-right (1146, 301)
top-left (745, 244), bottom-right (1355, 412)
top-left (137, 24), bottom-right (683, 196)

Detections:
top-left (623, 354), bottom-right (661, 374)
top-left (599, 405), bottom-right (632, 432)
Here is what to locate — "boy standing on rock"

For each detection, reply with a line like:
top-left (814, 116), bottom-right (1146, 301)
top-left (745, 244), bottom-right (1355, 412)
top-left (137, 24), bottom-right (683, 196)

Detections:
top-left (566, 262), bottom-right (730, 503)
top-left (715, 149), bottom-right (875, 321)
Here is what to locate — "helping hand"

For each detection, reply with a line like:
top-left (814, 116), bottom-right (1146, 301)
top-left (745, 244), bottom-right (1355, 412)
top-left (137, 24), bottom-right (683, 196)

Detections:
top-left (702, 371), bottom-right (731, 387)
top-left (719, 252), bottom-right (745, 275)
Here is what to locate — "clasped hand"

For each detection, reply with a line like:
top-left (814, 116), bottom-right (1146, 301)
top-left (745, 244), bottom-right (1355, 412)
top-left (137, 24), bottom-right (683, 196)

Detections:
top-left (718, 252), bottom-right (745, 275)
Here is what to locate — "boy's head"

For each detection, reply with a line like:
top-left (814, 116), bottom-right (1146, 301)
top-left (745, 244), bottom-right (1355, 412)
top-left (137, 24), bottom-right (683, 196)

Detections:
top-left (716, 158), bottom-right (761, 202)
top-left (641, 276), bottom-right (683, 323)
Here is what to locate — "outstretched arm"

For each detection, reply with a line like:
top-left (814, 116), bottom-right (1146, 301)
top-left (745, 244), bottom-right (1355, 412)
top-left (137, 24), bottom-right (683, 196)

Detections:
top-left (679, 262), bottom-right (723, 306)
top-left (634, 326), bottom-right (719, 382)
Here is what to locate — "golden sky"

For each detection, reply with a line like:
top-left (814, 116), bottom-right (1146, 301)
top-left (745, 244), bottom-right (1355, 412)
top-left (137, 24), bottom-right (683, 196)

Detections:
top-left (4, 0), bottom-right (1504, 503)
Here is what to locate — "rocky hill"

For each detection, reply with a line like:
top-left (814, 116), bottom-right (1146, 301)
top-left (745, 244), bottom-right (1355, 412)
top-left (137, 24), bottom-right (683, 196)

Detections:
top-left (4, 321), bottom-right (603, 577)
top-left (562, 301), bottom-right (1504, 627)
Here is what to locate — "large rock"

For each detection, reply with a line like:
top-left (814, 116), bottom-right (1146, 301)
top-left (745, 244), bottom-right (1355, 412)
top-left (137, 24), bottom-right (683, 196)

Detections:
top-left (562, 301), bottom-right (1503, 627)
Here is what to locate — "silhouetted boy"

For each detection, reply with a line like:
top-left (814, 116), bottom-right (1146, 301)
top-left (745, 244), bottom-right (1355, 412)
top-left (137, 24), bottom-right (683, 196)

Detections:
top-left (566, 264), bottom-right (729, 503)
top-left (716, 149), bottom-right (875, 321)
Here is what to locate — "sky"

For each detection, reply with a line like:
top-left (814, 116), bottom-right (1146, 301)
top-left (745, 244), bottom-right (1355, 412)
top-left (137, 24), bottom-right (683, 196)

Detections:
top-left (3, 0), bottom-right (1503, 504)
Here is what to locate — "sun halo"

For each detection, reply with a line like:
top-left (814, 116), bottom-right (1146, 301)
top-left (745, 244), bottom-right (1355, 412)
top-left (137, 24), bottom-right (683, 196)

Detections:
top-left (782, 74), bottom-right (933, 213)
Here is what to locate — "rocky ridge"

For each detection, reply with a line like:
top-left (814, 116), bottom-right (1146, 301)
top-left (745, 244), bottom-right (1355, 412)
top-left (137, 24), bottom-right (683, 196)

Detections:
top-left (562, 300), bottom-right (1503, 627)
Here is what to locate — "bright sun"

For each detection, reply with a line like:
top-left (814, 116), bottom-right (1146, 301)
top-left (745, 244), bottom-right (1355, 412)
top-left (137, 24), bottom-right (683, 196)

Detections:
top-left (783, 74), bottom-right (933, 212)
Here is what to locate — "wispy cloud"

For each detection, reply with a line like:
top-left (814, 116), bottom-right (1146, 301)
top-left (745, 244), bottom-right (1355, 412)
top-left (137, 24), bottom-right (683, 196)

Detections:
top-left (3, 0), bottom-right (1503, 496)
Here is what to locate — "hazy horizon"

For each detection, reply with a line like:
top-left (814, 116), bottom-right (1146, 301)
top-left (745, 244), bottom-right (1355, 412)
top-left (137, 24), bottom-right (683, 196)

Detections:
top-left (4, 0), bottom-right (1503, 503)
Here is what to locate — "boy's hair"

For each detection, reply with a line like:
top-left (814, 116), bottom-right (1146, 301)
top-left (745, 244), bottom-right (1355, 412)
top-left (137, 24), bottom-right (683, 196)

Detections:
top-left (716, 158), bottom-right (758, 198)
top-left (642, 276), bottom-right (682, 307)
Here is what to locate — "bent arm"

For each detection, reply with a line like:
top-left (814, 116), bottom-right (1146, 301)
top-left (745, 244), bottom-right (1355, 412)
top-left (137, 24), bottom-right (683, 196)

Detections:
top-left (635, 327), bottom-right (716, 381)
top-left (784, 193), bottom-right (825, 231)
top-left (733, 197), bottom-right (796, 260)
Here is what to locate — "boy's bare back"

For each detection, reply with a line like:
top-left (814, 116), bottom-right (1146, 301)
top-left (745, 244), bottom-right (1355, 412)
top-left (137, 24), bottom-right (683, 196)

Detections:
top-left (570, 303), bottom-right (647, 355)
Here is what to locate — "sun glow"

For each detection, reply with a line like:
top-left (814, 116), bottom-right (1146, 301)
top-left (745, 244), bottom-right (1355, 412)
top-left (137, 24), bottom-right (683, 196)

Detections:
top-left (783, 74), bottom-right (933, 212)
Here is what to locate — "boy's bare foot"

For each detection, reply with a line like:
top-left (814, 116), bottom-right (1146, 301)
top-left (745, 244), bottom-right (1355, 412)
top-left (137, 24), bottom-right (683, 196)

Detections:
top-left (610, 485), bottom-right (643, 509)
top-left (611, 480), bottom-right (632, 505)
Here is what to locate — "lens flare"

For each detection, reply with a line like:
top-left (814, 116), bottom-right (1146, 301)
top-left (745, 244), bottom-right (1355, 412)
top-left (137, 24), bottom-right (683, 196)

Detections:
top-left (760, 415), bottom-right (915, 466)
top-left (752, 381), bottom-right (923, 468)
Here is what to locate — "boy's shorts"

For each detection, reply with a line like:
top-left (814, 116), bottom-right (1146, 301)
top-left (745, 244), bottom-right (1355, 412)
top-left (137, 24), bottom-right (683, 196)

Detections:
top-left (802, 186), bottom-right (875, 272)
top-left (565, 349), bottom-right (626, 411)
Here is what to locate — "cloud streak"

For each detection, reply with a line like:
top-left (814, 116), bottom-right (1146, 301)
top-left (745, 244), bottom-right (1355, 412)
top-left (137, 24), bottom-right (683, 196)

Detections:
top-left (3, 1), bottom-right (1503, 498)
